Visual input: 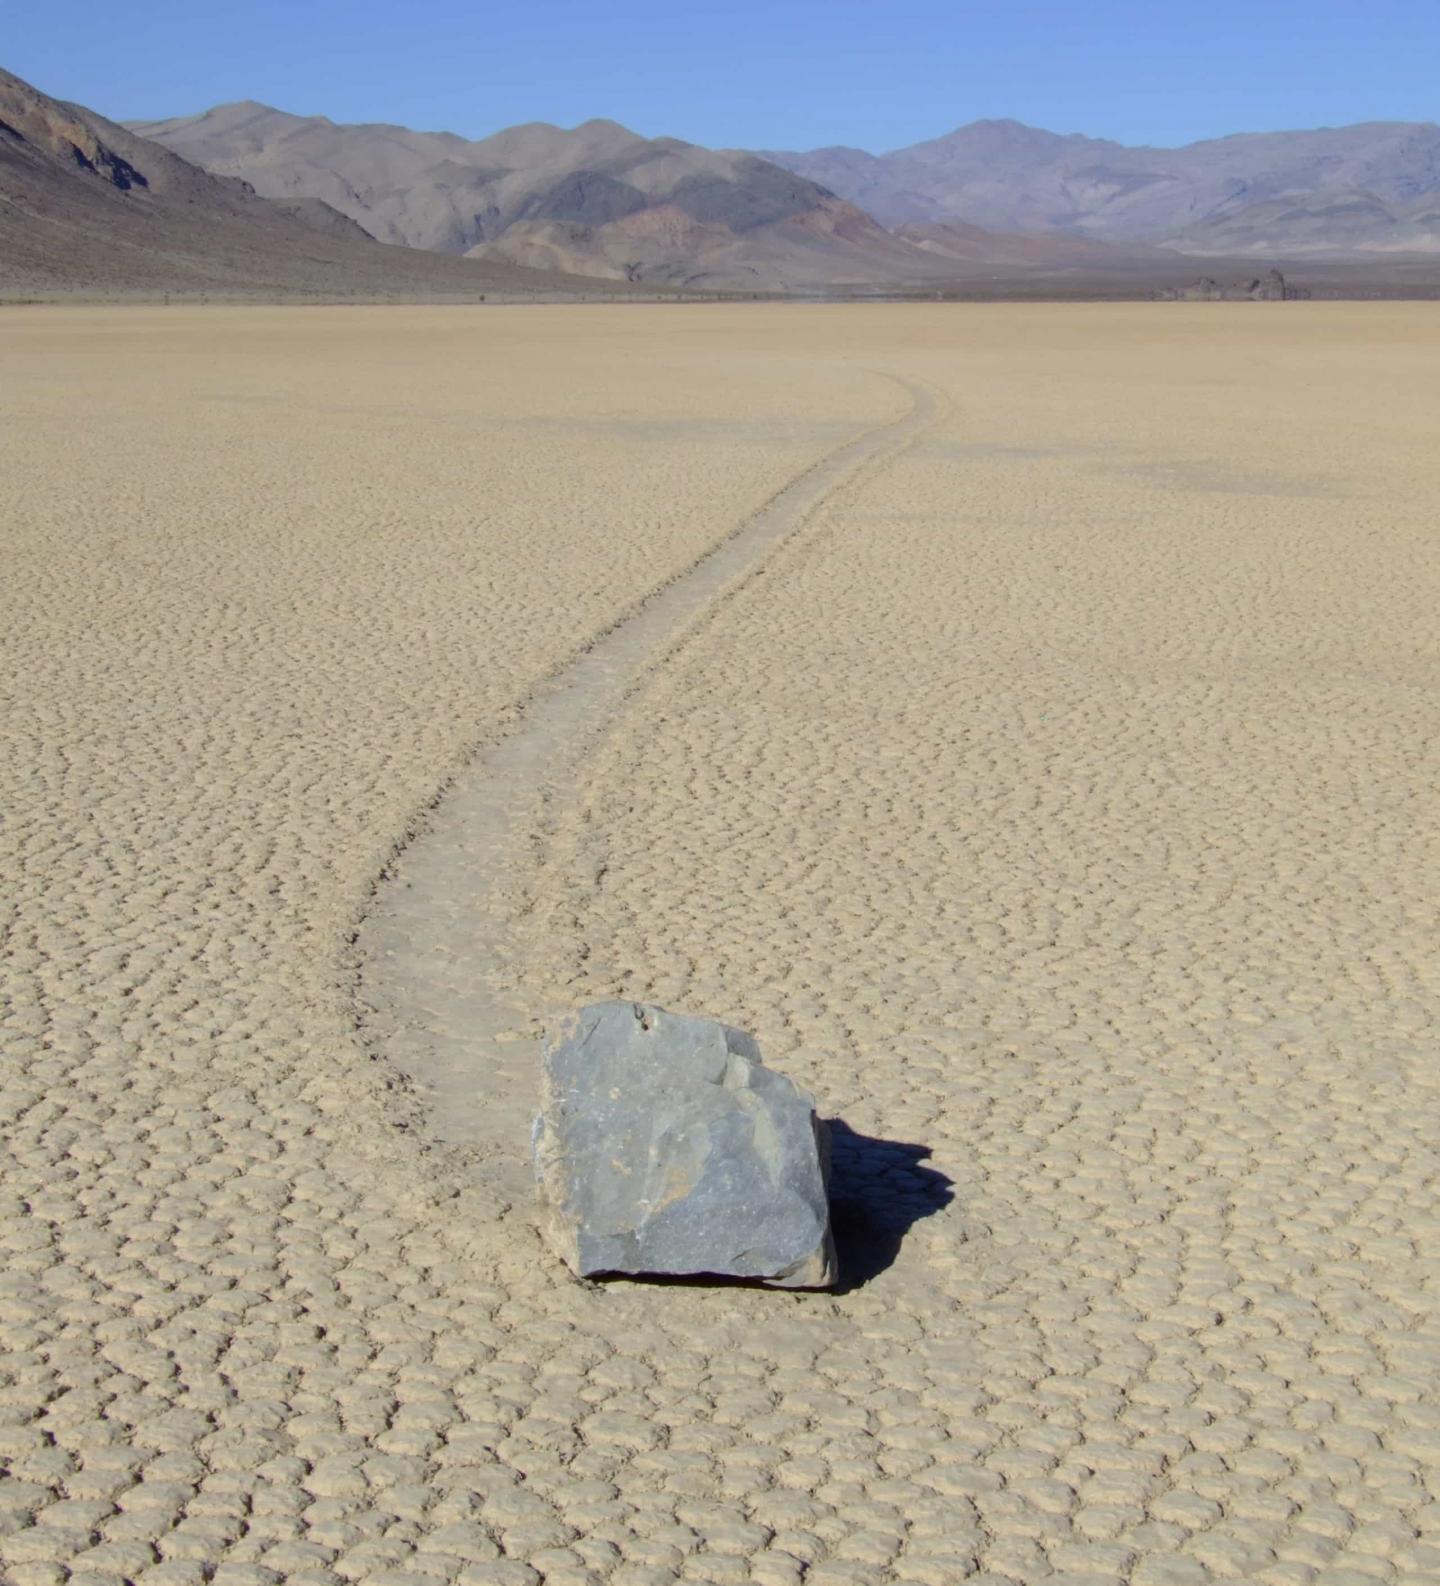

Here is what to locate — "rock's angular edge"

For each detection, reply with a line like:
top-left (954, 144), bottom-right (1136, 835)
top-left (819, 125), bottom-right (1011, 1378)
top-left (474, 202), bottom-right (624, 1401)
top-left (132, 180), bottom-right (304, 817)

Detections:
top-left (534, 1001), bottom-right (837, 1288)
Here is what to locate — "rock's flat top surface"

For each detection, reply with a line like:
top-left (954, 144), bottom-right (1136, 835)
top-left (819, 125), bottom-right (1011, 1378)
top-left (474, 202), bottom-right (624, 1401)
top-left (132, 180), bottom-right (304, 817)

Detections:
top-left (535, 1001), bottom-right (836, 1287)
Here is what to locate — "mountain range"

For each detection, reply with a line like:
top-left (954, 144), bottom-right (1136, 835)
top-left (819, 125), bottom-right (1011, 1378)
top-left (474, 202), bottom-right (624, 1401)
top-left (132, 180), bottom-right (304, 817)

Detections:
top-left (0, 66), bottom-right (605, 299)
top-left (6, 56), bottom-right (1440, 301)
top-left (126, 102), bottom-right (966, 289)
top-left (133, 99), bottom-right (1440, 276)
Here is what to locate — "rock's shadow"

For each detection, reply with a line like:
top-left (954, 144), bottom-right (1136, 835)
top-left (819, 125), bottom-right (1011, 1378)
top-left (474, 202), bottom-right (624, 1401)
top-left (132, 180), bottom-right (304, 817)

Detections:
top-left (826, 1119), bottom-right (954, 1291)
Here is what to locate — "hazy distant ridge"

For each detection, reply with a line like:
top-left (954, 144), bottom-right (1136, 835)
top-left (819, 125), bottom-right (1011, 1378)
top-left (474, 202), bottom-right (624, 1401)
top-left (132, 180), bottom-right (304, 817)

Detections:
top-left (762, 117), bottom-right (1440, 253)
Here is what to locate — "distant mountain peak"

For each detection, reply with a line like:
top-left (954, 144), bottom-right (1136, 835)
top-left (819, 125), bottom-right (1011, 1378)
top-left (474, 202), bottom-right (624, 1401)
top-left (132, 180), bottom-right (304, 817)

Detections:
top-left (572, 117), bottom-right (636, 135)
top-left (954, 116), bottom-right (1061, 137)
top-left (201, 99), bottom-right (307, 122)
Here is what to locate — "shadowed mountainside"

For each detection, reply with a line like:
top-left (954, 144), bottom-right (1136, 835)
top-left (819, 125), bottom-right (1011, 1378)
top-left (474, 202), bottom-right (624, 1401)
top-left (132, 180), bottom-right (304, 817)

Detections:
top-left (0, 66), bottom-right (618, 300)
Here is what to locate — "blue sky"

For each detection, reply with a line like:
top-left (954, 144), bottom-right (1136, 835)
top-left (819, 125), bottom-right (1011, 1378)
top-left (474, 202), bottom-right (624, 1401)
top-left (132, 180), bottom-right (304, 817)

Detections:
top-left (8, 0), bottom-right (1438, 152)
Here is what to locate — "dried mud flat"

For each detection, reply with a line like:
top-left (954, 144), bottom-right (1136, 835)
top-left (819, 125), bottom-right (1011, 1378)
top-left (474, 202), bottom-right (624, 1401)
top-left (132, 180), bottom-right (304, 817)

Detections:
top-left (3, 303), bottom-right (1439, 1586)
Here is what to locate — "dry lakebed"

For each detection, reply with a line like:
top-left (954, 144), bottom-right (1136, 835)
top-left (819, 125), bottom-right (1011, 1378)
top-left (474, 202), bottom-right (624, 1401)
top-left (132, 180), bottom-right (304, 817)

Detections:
top-left (3, 302), bottom-right (1439, 1586)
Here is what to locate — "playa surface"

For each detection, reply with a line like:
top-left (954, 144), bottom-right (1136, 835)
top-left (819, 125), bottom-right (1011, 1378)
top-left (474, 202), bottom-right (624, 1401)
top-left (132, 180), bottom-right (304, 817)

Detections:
top-left (3, 303), bottom-right (1439, 1586)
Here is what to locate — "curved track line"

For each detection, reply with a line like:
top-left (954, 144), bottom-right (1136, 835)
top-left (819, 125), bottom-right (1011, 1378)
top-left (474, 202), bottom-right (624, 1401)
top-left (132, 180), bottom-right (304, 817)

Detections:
top-left (355, 373), bottom-right (940, 1205)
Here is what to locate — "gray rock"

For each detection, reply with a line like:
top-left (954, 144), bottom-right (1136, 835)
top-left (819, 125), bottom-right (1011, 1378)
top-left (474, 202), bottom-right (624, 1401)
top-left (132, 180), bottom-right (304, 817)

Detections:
top-left (534, 1001), bottom-right (836, 1288)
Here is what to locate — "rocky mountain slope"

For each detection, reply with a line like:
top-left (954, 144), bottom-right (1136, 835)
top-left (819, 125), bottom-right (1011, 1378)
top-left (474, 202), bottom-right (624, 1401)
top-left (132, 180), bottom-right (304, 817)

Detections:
top-left (128, 102), bottom-right (958, 290)
top-left (764, 117), bottom-right (1440, 253)
top-left (0, 66), bottom-right (608, 299)
top-left (1165, 189), bottom-right (1440, 256)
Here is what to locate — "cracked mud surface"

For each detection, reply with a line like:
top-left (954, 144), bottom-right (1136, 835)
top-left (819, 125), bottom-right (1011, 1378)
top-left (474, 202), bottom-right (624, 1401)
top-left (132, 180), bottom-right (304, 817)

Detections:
top-left (4, 303), bottom-right (1440, 1586)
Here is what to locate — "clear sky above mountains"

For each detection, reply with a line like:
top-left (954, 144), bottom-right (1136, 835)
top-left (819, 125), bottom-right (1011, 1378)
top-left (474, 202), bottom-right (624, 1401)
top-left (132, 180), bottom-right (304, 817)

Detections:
top-left (10, 0), bottom-right (1438, 152)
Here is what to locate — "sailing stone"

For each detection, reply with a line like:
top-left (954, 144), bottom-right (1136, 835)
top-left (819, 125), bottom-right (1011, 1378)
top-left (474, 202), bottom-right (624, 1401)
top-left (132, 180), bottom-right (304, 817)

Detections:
top-left (534, 1001), bottom-right (836, 1287)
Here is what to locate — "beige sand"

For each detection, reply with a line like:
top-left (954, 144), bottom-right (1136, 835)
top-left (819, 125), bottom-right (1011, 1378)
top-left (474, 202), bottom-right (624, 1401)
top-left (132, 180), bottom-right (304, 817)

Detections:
top-left (3, 303), bottom-right (1439, 1586)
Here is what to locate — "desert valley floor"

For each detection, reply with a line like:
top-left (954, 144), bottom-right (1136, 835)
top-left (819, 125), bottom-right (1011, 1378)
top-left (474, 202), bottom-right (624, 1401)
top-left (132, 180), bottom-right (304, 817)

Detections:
top-left (3, 303), bottom-right (1439, 1586)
